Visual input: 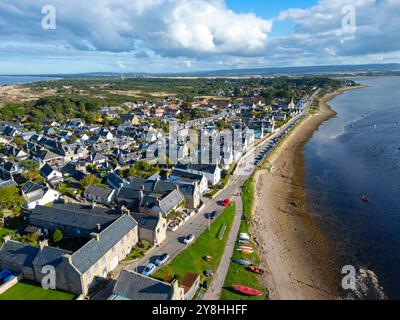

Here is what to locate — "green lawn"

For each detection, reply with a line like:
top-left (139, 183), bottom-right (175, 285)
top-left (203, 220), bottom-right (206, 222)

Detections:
top-left (0, 227), bottom-right (14, 245)
top-left (153, 204), bottom-right (236, 284)
top-left (0, 281), bottom-right (75, 300)
top-left (220, 177), bottom-right (267, 300)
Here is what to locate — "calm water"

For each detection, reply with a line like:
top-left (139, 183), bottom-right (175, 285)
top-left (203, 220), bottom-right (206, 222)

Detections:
top-left (0, 75), bottom-right (58, 85)
top-left (304, 76), bottom-right (400, 299)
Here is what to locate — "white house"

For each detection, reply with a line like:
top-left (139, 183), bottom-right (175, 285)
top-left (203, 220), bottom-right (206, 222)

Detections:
top-left (40, 164), bottom-right (63, 183)
top-left (174, 164), bottom-right (221, 186)
top-left (83, 184), bottom-right (117, 205)
top-left (21, 182), bottom-right (60, 210)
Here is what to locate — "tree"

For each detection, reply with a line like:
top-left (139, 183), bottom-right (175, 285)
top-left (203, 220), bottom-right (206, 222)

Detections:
top-left (79, 174), bottom-right (101, 190)
top-left (0, 186), bottom-right (24, 215)
top-left (53, 229), bottom-right (63, 243)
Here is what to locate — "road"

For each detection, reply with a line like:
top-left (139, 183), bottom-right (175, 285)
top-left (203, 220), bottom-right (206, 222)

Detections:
top-left (90, 91), bottom-right (318, 300)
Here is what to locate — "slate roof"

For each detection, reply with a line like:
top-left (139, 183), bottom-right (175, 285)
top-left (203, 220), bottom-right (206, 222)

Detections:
top-left (112, 270), bottom-right (172, 300)
top-left (132, 213), bottom-right (159, 231)
top-left (29, 205), bottom-right (119, 233)
top-left (37, 150), bottom-right (62, 161)
top-left (84, 184), bottom-right (114, 199)
top-left (71, 214), bottom-right (137, 274)
top-left (33, 246), bottom-right (72, 267)
top-left (107, 172), bottom-right (128, 189)
top-left (0, 240), bottom-right (39, 268)
top-left (0, 179), bottom-right (17, 188)
top-left (40, 164), bottom-right (55, 177)
top-left (174, 163), bottom-right (219, 175)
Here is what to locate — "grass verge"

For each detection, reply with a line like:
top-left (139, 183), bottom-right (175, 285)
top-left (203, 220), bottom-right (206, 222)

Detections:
top-left (220, 177), bottom-right (267, 300)
top-left (153, 204), bottom-right (236, 284)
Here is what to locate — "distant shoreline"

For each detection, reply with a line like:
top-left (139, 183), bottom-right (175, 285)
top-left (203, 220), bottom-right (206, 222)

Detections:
top-left (251, 85), bottom-right (364, 300)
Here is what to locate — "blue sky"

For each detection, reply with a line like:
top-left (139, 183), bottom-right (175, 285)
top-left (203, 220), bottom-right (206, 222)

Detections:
top-left (0, 0), bottom-right (399, 74)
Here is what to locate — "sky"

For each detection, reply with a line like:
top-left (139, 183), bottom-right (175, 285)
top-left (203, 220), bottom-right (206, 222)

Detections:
top-left (0, 0), bottom-right (399, 74)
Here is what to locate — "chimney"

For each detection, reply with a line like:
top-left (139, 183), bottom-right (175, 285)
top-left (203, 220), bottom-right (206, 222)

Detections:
top-left (39, 239), bottom-right (48, 251)
top-left (90, 232), bottom-right (100, 241)
top-left (96, 223), bottom-right (101, 231)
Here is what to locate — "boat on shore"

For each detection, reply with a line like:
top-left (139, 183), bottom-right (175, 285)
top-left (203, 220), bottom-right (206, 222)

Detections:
top-left (232, 284), bottom-right (263, 296)
top-left (233, 259), bottom-right (253, 266)
top-left (247, 265), bottom-right (264, 275)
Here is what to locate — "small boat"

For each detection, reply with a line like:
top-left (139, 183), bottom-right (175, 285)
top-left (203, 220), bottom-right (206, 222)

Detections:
top-left (239, 239), bottom-right (252, 244)
top-left (238, 244), bottom-right (253, 248)
top-left (240, 233), bottom-right (250, 240)
top-left (247, 265), bottom-right (264, 275)
top-left (233, 259), bottom-right (253, 266)
top-left (232, 284), bottom-right (263, 296)
top-left (238, 247), bottom-right (253, 251)
top-left (362, 195), bottom-right (369, 202)
top-left (240, 250), bottom-right (254, 255)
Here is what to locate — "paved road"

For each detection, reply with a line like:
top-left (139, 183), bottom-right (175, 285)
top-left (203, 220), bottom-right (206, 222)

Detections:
top-left (90, 91), bottom-right (318, 300)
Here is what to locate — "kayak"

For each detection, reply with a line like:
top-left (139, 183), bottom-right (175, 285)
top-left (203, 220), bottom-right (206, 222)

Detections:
top-left (238, 246), bottom-right (253, 250)
top-left (239, 250), bottom-right (254, 255)
top-left (247, 265), bottom-right (264, 275)
top-left (239, 240), bottom-right (252, 244)
top-left (239, 244), bottom-right (253, 248)
top-left (233, 259), bottom-right (253, 266)
top-left (233, 284), bottom-right (263, 296)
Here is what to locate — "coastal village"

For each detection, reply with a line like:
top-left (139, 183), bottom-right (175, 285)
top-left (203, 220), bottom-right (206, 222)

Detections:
top-left (0, 77), bottom-right (347, 300)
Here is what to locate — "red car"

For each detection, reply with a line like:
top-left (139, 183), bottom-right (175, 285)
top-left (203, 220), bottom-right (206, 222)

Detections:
top-left (221, 198), bottom-right (230, 207)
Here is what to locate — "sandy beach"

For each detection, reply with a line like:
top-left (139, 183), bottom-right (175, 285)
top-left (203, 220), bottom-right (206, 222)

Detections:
top-left (252, 87), bottom-right (362, 300)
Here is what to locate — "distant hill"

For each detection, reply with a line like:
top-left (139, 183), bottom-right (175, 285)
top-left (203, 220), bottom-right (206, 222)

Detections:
top-left (7, 63), bottom-right (400, 79)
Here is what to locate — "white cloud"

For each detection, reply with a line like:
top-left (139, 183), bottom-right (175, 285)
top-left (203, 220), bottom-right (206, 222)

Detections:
top-left (0, 0), bottom-right (272, 58)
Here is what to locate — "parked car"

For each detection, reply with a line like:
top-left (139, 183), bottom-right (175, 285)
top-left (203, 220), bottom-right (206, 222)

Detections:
top-left (142, 263), bottom-right (156, 276)
top-left (221, 198), bottom-right (230, 207)
top-left (183, 234), bottom-right (195, 245)
top-left (155, 253), bottom-right (170, 266)
top-left (208, 210), bottom-right (217, 220)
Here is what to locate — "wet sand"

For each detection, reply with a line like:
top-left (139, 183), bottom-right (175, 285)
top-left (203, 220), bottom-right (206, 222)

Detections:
top-left (251, 87), bottom-right (363, 300)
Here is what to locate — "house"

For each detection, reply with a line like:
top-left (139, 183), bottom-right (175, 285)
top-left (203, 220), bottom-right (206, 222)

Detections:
top-left (150, 169), bottom-right (208, 196)
top-left (21, 182), bottom-right (60, 210)
top-left (0, 161), bottom-right (24, 176)
top-left (84, 185), bottom-right (117, 205)
top-left (180, 273), bottom-right (201, 300)
top-left (89, 152), bottom-right (108, 167)
top-left (6, 146), bottom-right (28, 160)
top-left (131, 213), bottom-right (167, 246)
top-left (109, 270), bottom-right (184, 300)
top-left (117, 178), bottom-right (185, 217)
top-left (98, 129), bottom-right (113, 141)
top-left (107, 172), bottom-right (129, 189)
top-left (0, 178), bottom-right (17, 188)
top-left (174, 163), bottom-right (221, 186)
top-left (29, 204), bottom-right (120, 238)
top-left (0, 213), bottom-right (139, 296)
top-left (40, 164), bottom-right (63, 183)
top-left (36, 150), bottom-right (64, 165)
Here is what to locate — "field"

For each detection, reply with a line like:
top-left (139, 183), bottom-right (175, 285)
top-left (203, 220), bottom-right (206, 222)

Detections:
top-left (153, 204), bottom-right (236, 284)
top-left (0, 280), bottom-right (75, 300)
top-left (220, 177), bottom-right (267, 300)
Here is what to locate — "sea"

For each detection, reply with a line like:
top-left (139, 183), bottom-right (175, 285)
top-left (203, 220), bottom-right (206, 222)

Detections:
top-left (304, 76), bottom-right (400, 299)
top-left (0, 75), bottom-right (58, 85)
